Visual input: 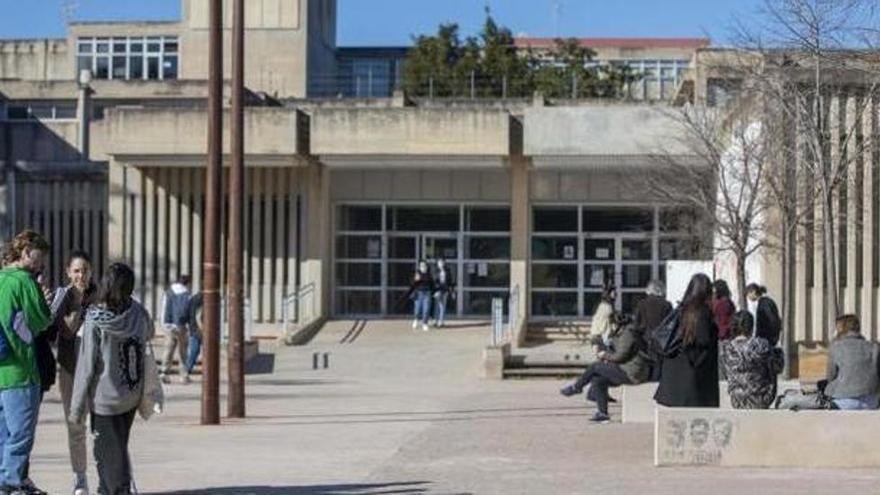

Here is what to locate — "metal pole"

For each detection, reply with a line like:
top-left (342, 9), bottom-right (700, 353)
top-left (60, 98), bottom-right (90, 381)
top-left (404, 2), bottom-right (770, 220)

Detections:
top-left (470, 70), bottom-right (475, 99)
top-left (201, 0), bottom-right (223, 426)
top-left (227, 0), bottom-right (246, 419)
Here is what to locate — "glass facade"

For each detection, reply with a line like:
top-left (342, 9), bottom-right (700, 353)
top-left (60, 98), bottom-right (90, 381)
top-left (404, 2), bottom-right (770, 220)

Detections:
top-left (334, 204), bottom-right (511, 317)
top-left (76, 36), bottom-right (179, 81)
top-left (531, 205), bottom-right (704, 319)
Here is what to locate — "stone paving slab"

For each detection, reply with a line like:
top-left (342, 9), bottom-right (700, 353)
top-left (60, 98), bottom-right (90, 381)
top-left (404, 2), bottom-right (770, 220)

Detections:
top-left (25, 320), bottom-right (880, 494)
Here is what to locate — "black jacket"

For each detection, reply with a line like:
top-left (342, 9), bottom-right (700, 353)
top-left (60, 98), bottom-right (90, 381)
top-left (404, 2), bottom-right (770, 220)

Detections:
top-left (654, 306), bottom-right (719, 407)
top-left (755, 296), bottom-right (781, 346)
top-left (635, 295), bottom-right (673, 334)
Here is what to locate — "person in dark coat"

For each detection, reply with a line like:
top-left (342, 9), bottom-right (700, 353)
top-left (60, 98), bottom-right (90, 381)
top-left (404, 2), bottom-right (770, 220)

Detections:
top-left (654, 273), bottom-right (720, 408)
top-left (634, 280), bottom-right (672, 381)
top-left (746, 283), bottom-right (781, 346)
top-left (561, 314), bottom-right (651, 423)
top-left (712, 280), bottom-right (736, 340)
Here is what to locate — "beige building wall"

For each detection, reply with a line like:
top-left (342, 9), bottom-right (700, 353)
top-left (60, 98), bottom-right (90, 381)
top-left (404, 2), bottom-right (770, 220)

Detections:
top-left (0, 39), bottom-right (71, 81)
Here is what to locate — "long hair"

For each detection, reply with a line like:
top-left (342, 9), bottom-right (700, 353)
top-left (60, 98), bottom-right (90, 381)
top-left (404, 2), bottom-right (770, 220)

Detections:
top-left (713, 279), bottom-right (731, 300)
top-left (680, 273), bottom-right (713, 345)
top-left (730, 311), bottom-right (754, 339)
top-left (98, 263), bottom-right (135, 314)
top-left (2, 230), bottom-right (50, 266)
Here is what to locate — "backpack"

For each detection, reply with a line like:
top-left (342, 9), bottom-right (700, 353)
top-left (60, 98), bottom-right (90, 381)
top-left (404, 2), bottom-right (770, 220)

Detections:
top-left (650, 307), bottom-right (682, 358)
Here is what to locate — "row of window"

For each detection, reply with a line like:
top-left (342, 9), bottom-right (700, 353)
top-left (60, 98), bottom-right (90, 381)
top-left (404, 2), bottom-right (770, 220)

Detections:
top-left (0, 102), bottom-right (76, 121)
top-left (76, 36), bottom-right (179, 81)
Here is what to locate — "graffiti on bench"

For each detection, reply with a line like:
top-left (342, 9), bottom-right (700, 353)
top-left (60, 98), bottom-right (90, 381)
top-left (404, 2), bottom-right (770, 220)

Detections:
top-left (660, 417), bottom-right (735, 465)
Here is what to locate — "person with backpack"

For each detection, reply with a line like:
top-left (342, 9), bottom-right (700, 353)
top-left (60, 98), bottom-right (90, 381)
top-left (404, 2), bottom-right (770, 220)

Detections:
top-left (634, 280), bottom-right (672, 381)
top-left (721, 311), bottom-right (784, 409)
top-left (69, 263), bottom-right (154, 495)
top-left (654, 273), bottom-right (720, 408)
top-left (560, 313), bottom-right (652, 423)
top-left (160, 275), bottom-right (193, 384)
top-left (0, 230), bottom-right (53, 495)
top-left (746, 283), bottom-right (781, 346)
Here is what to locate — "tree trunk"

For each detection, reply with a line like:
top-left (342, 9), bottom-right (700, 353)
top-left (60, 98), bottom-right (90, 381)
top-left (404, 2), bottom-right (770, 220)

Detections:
top-left (781, 224), bottom-right (794, 379)
top-left (736, 250), bottom-right (748, 310)
top-left (822, 193), bottom-right (840, 333)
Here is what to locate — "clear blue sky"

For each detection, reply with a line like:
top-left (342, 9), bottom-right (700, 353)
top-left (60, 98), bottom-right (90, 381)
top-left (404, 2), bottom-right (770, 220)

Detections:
top-left (0, 0), bottom-right (764, 45)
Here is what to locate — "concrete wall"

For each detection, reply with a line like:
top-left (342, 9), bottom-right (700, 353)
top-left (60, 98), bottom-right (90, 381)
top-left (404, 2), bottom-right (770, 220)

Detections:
top-left (312, 109), bottom-right (511, 156)
top-left (0, 39), bottom-right (71, 81)
top-left (530, 169), bottom-right (658, 203)
top-left (181, 0), bottom-right (309, 97)
top-left (94, 107), bottom-right (301, 159)
top-left (524, 105), bottom-right (691, 157)
top-left (329, 169), bottom-right (511, 202)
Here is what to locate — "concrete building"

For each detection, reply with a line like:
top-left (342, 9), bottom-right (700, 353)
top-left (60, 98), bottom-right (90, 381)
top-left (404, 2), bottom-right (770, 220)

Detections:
top-left (1, 0), bottom-right (747, 364)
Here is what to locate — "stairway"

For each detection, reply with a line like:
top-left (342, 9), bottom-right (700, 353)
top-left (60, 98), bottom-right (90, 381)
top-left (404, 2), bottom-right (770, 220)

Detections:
top-left (503, 321), bottom-right (597, 379)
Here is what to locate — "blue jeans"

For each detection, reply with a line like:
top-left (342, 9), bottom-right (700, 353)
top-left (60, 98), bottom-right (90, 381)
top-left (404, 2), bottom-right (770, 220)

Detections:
top-left (0, 384), bottom-right (41, 487)
top-left (434, 292), bottom-right (449, 325)
top-left (186, 331), bottom-right (202, 374)
top-left (833, 395), bottom-right (879, 410)
top-left (413, 291), bottom-right (431, 324)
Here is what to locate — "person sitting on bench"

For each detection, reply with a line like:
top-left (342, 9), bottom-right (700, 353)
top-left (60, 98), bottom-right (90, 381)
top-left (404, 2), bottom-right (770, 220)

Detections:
top-left (560, 314), bottom-right (651, 423)
top-left (721, 311), bottom-right (783, 409)
top-left (826, 314), bottom-right (880, 410)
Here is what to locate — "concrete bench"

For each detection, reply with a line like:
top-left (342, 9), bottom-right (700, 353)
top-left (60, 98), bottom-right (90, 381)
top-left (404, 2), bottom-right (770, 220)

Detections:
top-left (621, 381), bottom-right (799, 423)
top-left (655, 406), bottom-right (880, 467)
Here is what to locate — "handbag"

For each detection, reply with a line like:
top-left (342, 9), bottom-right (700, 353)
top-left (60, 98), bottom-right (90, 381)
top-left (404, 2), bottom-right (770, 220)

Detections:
top-left (651, 307), bottom-right (682, 358)
top-left (138, 341), bottom-right (165, 420)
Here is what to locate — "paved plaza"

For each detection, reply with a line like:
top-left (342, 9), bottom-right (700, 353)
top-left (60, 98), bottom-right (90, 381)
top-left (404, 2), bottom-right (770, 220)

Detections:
top-left (27, 321), bottom-right (880, 494)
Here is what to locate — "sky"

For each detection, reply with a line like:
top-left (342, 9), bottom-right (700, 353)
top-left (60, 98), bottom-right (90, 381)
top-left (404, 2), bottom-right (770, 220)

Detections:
top-left (0, 0), bottom-right (766, 45)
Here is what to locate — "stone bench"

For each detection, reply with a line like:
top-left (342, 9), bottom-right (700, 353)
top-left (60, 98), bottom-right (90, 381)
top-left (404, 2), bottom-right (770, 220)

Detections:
top-left (621, 381), bottom-right (799, 423)
top-left (655, 406), bottom-right (880, 467)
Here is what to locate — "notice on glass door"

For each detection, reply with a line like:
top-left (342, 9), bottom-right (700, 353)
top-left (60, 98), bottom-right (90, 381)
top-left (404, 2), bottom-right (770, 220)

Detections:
top-left (478, 263), bottom-right (489, 277)
top-left (367, 239), bottom-right (381, 259)
top-left (595, 248), bottom-right (610, 259)
top-left (563, 245), bottom-right (575, 260)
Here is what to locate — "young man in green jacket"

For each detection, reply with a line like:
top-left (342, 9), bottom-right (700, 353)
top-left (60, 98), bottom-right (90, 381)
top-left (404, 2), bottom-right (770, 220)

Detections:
top-left (0, 231), bottom-right (52, 495)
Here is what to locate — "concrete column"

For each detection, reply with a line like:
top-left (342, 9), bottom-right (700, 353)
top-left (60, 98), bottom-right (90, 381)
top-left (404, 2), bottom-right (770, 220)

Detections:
top-left (76, 70), bottom-right (92, 160)
top-left (300, 161), bottom-right (331, 324)
top-left (864, 96), bottom-right (877, 341)
top-left (510, 156), bottom-right (530, 346)
top-left (107, 159), bottom-right (126, 262)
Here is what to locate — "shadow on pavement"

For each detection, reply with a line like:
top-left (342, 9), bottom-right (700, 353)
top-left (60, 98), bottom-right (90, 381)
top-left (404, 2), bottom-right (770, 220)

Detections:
top-left (142, 480), bottom-right (463, 494)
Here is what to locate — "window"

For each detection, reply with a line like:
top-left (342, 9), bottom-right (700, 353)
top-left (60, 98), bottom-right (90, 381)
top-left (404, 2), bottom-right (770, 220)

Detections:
top-left (2, 102), bottom-right (77, 121)
top-left (76, 36), bottom-right (179, 81)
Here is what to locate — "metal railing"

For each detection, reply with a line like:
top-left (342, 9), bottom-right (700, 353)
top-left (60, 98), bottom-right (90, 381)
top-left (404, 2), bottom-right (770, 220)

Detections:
top-left (281, 283), bottom-right (317, 333)
top-left (491, 284), bottom-right (520, 347)
top-left (220, 297), bottom-right (254, 342)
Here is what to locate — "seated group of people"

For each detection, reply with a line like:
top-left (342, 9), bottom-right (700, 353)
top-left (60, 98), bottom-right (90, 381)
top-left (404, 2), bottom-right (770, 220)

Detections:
top-left (559, 275), bottom-right (880, 423)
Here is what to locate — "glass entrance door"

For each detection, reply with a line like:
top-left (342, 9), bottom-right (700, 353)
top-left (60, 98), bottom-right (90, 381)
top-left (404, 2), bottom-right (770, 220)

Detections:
top-left (583, 235), bottom-right (654, 316)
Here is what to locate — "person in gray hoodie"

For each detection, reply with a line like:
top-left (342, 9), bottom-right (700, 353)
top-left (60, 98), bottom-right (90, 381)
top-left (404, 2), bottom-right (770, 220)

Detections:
top-left (69, 263), bottom-right (153, 495)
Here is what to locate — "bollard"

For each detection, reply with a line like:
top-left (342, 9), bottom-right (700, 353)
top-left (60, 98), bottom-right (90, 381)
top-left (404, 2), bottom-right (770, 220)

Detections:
top-left (312, 352), bottom-right (319, 370)
top-left (323, 352), bottom-right (329, 369)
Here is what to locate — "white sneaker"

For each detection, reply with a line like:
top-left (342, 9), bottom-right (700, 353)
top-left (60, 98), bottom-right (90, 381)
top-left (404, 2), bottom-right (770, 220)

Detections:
top-left (411, 319), bottom-right (418, 329)
top-left (73, 472), bottom-right (89, 495)
top-left (180, 374), bottom-right (191, 385)
top-left (421, 323), bottom-right (429, 332)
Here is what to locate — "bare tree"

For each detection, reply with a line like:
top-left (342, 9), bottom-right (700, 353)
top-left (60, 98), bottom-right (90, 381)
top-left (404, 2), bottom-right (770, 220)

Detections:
top-left (731, 0), bottom-right (880, 329)
top-left (645, 102), bottom-right (772, 308)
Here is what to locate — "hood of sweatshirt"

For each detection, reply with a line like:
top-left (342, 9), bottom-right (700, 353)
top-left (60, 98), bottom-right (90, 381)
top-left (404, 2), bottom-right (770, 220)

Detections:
top-left (87, 302), bottom-right (151, 339)
top-left (169, 282), bottom-right (189, 295)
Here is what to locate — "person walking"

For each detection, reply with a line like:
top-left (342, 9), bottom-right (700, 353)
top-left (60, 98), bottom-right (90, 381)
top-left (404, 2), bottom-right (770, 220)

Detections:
top-left (70, 263), bottom-right (154, 495)
top-left (720, 311), bottom-right (784, 409)
top-left (184, 292), bottom-right (203, 377)
top-left (746, 283), bottom-right (782, 346)
top-left (0, 230), bottom-right (53, 495)
top-left (410, 261), bottom-right (433, 332)
top-left (560, 314), bottom-right (651, 423)
top-left (160, 275), bottom-right (192, 384)
top-left (634, 280), bottom-right (672, 381)
top-left (712, 280), bottom-right (736, 340)
top-left (432, 259), bottom-right (454, 328)
top-left (654, 273), bottom-right (720, 408)
top-left (825, 314), bottom-right (880, 410)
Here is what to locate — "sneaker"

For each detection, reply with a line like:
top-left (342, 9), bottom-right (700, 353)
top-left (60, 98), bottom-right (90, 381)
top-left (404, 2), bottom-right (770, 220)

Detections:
top-left (559, 385), bottom-right (580, 397)
top-left (20, 479), bottom-right (47, 495)
top-left (411, 319), bottom-right (418, 329)
top-left (180, 374), bottom-right (191, 385)
top-left (161, 373), bottom-right (171, 384)
top-left (421, 323), bottom-right (429, 332)
top-left (73, 472), bottom-right (89, 495)
top-left (589, 412), bottom-right (611, 423)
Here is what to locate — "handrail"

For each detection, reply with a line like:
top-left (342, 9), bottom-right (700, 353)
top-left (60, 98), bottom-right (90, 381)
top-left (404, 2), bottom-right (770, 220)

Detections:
top-left (492, 284), bottom-right (520, 346)
top-left (281, 283), bottom-right (317, 332)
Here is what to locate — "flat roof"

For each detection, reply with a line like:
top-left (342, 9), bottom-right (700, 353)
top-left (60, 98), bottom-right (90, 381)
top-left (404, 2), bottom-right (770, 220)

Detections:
top-left (514, 37), bottom-right (711, 50)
